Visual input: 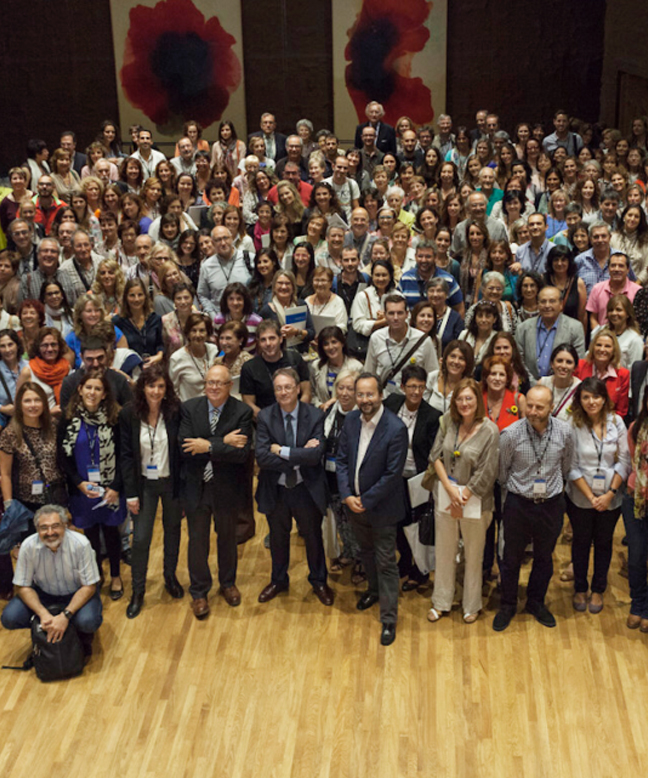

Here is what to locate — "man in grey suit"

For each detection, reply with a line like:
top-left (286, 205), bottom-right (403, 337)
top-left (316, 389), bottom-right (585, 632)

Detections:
top-left (515, 286), bottom-right (585, 384)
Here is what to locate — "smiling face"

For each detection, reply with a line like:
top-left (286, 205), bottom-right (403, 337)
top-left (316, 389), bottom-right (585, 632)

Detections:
top-left (79, 377), bottom-right (105, 412)
top-left (486, 363), bottom-right (508, 393)
top-left (39, 334), bottom-right (60, 363)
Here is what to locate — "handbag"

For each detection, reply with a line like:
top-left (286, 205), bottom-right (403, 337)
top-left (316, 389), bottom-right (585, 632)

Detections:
top-left (346, 291), bottom-right (373, 360)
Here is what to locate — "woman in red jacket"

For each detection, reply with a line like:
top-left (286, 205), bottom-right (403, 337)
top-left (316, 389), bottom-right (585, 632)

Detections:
top-left (575, 328), bottom-right (629, 417)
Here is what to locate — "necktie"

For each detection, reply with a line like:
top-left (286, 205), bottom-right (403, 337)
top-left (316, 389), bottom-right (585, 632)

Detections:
top-left (284, 413), bottom-right (296, 488)
top-left (203, 407), bottom-right (220, 482)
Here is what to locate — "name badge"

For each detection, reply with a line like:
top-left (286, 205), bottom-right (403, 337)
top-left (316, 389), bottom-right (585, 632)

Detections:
top-left (88, 467), bottom-right (101, 484)
top-left (592, 474), bottom-right (606, 495)
top-left (448, 476), bottom-right (458, 485)
top-left (31, 480), bottom-right (44, 496)
top-left (533, 479), bottom-right (547, 497)
top-left (325, 457), bottom-right (336, 473)
top-left (146, 465), bottom-right (159, 480)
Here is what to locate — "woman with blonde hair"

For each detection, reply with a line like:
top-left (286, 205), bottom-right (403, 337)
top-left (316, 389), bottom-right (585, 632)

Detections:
top-left (274, 181), bottom-right (305, 235)
top-left (66, 294), bottom-right (128, 367)
top-left (91, 258), bottom-right (125, 317)
top-left (575, 327), bottom-right (629, 416)
top-left (79, 176), bottom-right (104, 217)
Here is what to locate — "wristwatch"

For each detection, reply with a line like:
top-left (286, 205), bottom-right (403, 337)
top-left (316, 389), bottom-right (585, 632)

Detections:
top-left (63, 609), bottom-right (73, 620)
top-left (610, 487), bottom-right (618, 495)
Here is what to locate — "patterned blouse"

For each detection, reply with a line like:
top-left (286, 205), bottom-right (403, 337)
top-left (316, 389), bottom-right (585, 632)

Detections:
top-left (0, 425), bottom-right (64, 505)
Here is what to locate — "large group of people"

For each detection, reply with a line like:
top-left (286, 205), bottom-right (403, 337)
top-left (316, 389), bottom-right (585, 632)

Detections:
top-left (1, 104), bottom-right (648, 653)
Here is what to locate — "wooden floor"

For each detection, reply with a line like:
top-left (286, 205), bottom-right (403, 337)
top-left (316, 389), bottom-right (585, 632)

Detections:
top-left (1, 513), bottom-right (647, 778)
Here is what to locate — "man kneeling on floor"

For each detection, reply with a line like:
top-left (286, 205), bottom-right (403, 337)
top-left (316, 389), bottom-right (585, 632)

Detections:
top-left (1, 504), bottom-right (102, 657)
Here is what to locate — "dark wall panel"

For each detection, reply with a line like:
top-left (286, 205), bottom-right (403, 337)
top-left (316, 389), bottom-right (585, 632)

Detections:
top-left (446, 0), bottom-right (606, 134)
top-left (0, 0), bottom-right (119, 175)
top-left (241, 0), bottom-right (332, 138)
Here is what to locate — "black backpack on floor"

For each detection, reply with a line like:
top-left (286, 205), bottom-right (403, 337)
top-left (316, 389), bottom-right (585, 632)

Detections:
top-left (30, 606), bottom-right (85, 681)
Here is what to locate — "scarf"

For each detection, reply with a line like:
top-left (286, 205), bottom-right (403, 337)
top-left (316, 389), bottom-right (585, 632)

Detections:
top-left (29, 356), bottom-right (69, 403)
top-left (271, 296), bottom-right (288, 326)
top-left (61, 405), bottom-right (117, 487)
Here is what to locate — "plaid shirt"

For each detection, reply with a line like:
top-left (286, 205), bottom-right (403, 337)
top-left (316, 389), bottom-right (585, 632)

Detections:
top-left (499, 417), bottom-right (573, 500)
top-left (575, 248), bottom-right (627, 296)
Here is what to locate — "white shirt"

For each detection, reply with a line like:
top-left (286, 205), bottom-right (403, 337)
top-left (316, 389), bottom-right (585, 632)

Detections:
top-left (397, 404), bottom-right (418, 476)
top-left (355, 404), bottom-right (384, 495)
top-left (323, 175), bottom-right (360, 220)
top-left (130, 148), bottom-right (166, 179)
top-left (365, 325), bottom-right (438, 396)
top-left (14, 530), bottom-right (100, 596)
top-left (139, 417), bottom-right (170, 479)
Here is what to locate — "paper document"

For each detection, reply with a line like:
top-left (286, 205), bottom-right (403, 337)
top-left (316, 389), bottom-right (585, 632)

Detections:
top-left (285, 305), bottom-right (308, 347)
top-left (312, 314), bottom-right (336, 335)
top-left (407, 472), bottom-right (430, 508)
top-left (438, 483), bottom-right (482, 519)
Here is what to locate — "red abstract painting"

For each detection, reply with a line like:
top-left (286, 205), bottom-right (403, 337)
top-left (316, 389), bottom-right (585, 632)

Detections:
top-left (344, 0), bottom-right (435, 126)
top-left (120, 0), bottom-right (241, 131)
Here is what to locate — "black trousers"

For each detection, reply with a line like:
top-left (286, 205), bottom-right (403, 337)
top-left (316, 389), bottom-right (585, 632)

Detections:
top-left (267, 482), bottom-right (327, 587)
top-left (483, 481), bottom-right (503, 574)
top-left (351, 513), bottom-right (399, 624)
top-left (85, 524), bottom-right (121, 579)
top-left (131, 478), bottom-right (182, 594)
top-left (565, 496), bottom-right (620, 594)
top-left (499, 492), bottom-right (564, 611)
top-left (186, 483), bottom-right (237, 599)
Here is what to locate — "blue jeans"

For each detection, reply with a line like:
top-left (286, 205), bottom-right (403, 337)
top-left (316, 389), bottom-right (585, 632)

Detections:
top-left (621, 494), bottom-right (648, 618)
top-left (1, 587), bottom-right (103, 634)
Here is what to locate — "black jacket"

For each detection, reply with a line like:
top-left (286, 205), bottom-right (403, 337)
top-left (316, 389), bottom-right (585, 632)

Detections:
top-left (383, 394), bottom-right (441, 474)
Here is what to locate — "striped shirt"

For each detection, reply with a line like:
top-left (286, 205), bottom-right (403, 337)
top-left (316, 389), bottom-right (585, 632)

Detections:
top-left (499, 417), bottom-right (574, 500)
top-left (13, 529), bottom-right (100, 596)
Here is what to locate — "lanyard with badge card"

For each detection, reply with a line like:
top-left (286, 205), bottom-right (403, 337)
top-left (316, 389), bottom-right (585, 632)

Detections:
top-left (526, 422), bottom-right (552, 500)
top-left (85, 423), bottom-right (102, 484)
top-left (145, 417), bottom-right (160, 480)
top-left (590, 428), bottom-right (607, 495)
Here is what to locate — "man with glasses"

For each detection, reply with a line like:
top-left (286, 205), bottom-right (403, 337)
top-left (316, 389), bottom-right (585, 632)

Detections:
top-left (60, 335), bottom-right (134, 410)
top-left (197, 225), bottom-right (252, 316)
top-left (1, 504), bottom-right (102, 658)
top-left (7, 219), bottom-right (37, 276)
top-left (255, 367), bottom-right (333, 606)
top-left (180, 364), bottom-right (253, 619)
top-left (20, 237), bottom-right (63, 299)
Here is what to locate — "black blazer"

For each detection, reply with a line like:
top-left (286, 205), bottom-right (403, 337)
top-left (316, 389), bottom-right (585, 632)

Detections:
top-left (118, 403), bottom-right (181, 501)
top-left (354, 122), bottom-right (396, 155)
top-left (383, 395), bottom-right (441, 474)
top-left (255, 401), bottom-right (327, 516)
top-left (178, 395), bottom-right (253, 514)
top-left (247, 131), bottom-right (287, 161)
top-left (336, 407), bottom-right (408, 526)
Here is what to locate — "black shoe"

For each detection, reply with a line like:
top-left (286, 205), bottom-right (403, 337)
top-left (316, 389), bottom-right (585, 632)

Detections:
top-left (356, 592), bottom-right (380, 611)
top-left (109, 584), bottom-right (124, 601)
top-left (126, 592), bottom-right (145, 619)
top-left (164, 575), bottom-right (185, 599)
top-left (380, 623), bottom-right (396, 646)
top-left (524, 601), bottom-right (556, 627)
top-left (492, 608), bottom-right (515, 632)
top-left (121, 548), bottom-right (132, 566)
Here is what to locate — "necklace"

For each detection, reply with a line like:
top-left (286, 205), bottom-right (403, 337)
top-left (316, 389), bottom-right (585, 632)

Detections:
top-left (187, 345), bottom-right (209, 380)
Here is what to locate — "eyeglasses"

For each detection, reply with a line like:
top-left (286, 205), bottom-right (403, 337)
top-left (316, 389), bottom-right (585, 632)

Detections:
top-left (37, 522), bottom-right (63, 533)
top-left (206, 380), bottom-right (231, 388)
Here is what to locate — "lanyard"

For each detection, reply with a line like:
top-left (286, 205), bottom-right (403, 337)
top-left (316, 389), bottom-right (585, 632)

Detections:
top-left (385, 335), bottom-right (409, 369)
top-left (526, 421), bottom-right (552, 472)
top-left (590, 426), bottom-right (605, 471)
top-left (146, 417), bottom-right (160, 464)
top-left (84, 421), bottom-right (99, 468)
top-left (537, 323), bottom-right (556, 361)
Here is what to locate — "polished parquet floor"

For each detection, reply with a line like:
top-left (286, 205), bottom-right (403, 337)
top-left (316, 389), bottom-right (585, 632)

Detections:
top-left (0, 512), bottom-right (647, 778)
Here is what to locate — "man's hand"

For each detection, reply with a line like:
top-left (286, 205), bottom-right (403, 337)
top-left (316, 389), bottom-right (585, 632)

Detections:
top-left (344, 495), bottom-right (364, 513)
top-left (270, 443), bottom-right (282, 455)
top-left (304, 438), bottom-right (320, 449)
top-left (41, 612), bottom-right (69, 643)
top-left (223, 429), bottom-right (248, 448)
top-left (182, 438), bottom-right (211, 455)
top-left (127, 498), bottom-right (140, 515)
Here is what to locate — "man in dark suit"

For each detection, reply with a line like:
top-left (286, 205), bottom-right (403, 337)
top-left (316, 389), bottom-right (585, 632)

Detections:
top-left (247, 112), bottom-right (287, 162)
top-left (336, 372), bottom-right (408, 646)
top-left (60, 336), bottom-right (133, 411)
top-left (384, 365), bottom-right (441, 590)
top-left (255, 367), bottom-right (334, 606)
top-left (60, 130), bottom-right (85, 175)
top-left (179, 364), bottom-right (253, 619)
top-left (354, 101), bottom-right (397, 155)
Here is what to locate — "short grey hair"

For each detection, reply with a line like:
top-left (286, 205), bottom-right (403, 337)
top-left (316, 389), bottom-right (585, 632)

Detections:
top-left (286, 135), bottom-right (303, 147)
top-left (416, 238), bottom-right (437, 254)
top-left (386, 186), bottom-right (405, 200)
top-left (588, 220), bottom-right (611, 237)
top-left (482, 271), bottom-right (505, 288)
top-left (34, 505), bottom-right (69, 528)
top-left (272, 366), bottom-right (300, 386)
top-left (296, 119), bottom-right (313, 134)
top-left (426, 276), bottom-right (449, 294)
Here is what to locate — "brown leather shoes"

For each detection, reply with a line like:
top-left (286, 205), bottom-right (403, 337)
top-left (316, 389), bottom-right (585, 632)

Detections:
top-left (258, 582), bottom-right (288, 603)
top-left (191, 597), bottom-right (210, 619)
top-left (312, 583), bottom-right (334, 606)
top-left (221, 585), bottom-right (241, 607)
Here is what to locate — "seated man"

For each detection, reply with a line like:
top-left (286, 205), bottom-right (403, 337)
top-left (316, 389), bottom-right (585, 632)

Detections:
top-left (1, 504), bottom-right (102, 657)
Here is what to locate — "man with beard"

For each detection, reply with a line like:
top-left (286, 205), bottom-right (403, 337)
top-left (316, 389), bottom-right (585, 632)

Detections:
top-left (0, 504), bottom-right (102, 657)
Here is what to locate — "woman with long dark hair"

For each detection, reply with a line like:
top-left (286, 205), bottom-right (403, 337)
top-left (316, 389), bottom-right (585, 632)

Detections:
top-left (120, 364), bottom-right (184, 617)
top-left (58, 369), bottom-right (126, 599)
